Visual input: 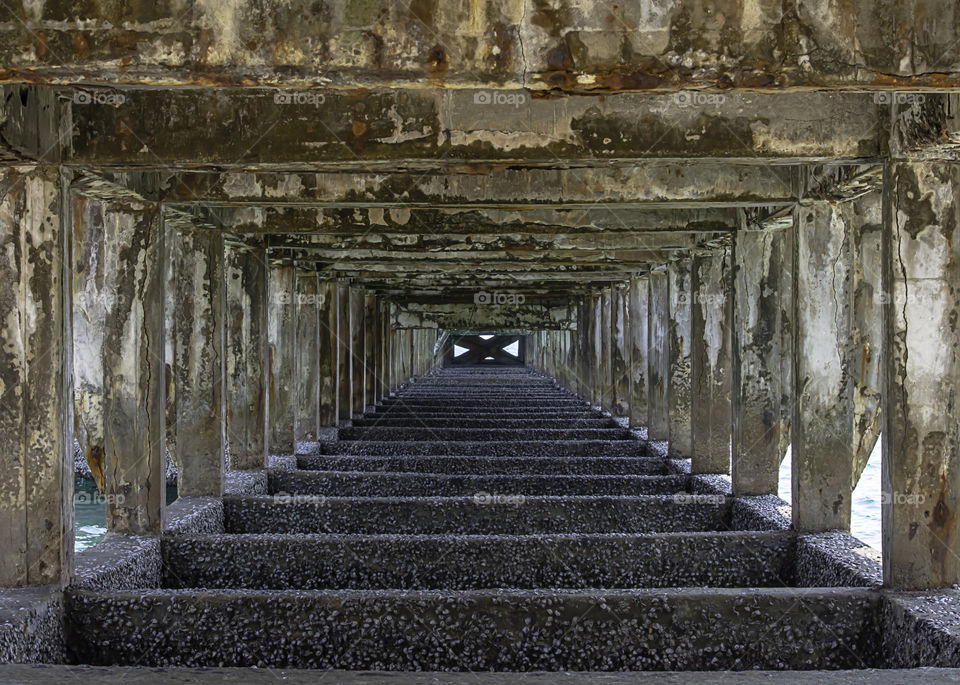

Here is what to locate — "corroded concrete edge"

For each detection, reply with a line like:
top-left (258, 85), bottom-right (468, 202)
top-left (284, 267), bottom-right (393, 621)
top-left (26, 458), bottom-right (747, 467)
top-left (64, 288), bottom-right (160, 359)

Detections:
top-left (0, 587), bottom-right (65, 664)
top-left (882, 591), bottom-right (960, 668)
top-left (796, 532), bottom-right (882, 589)
top-left (223, 470), bottom-right (268, 496)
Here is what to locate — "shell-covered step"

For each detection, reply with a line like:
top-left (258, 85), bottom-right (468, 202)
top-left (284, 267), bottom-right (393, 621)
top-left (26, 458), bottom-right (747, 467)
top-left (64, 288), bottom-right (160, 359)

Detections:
top-left (223, 494), bottom-right (731, 535)
top-left (161, 531), bottom-right (796, 590)
top-left (295, 455), bottom-right (675, 476)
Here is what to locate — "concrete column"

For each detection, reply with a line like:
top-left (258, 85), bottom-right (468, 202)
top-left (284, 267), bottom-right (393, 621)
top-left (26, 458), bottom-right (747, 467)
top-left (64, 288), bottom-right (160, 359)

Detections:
top-left (629, 275), bottom-right (649, 429)
top-left (380, 303), bottom-right (391, 397)
top-left (364, 293), bottom-right (378, 412)
top-left (171, 227), bottom-right (225, 497)
top-left (72, 194), bottom-right (107, 491)
top-left (792, 202), bottom-right (855, 531)
top-left (647, 270), bottom-right (670, 440)
top-left (268, 261), bottom-right (296, 454)
top-left (593, 293), bottom-right (605, 407)
top-left (668, 260), bottom-right (693, 457)
top-left (337, 281), bottom-right (352, 424)
top-left (225, 243), bottom-right (268, 470)
top-left (295, 269), bottom-right (320, 442)
top-left (732, 228), bottom-right (783, 496)
top-left (350, 288), bottom-right (365, 418)
top-left (850, 192), bottom-right (884, 487)
top-left (691, 250), bottom-right (732, 474)
top-left (0, 167), bottom-right (72, 586)
top-left (317, 278), bottom-right (338, 427)
top-left (883, 161), bottom-right (960, 589)
top-left (103, 201), bottom-right (165, 532)
top-left (600, 289), bottom-right (614, 409)
top-left (612, 284), bottom-right (630, 417)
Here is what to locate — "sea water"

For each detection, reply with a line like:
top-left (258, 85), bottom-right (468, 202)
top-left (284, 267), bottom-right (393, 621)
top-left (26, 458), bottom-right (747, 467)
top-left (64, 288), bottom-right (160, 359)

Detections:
top-left (779, 439), bottom-right (882, 550)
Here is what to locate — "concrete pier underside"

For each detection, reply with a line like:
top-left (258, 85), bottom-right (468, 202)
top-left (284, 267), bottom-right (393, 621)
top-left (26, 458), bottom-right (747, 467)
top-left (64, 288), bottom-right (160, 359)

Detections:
top-left (3, 0), bottom-right (960, 678)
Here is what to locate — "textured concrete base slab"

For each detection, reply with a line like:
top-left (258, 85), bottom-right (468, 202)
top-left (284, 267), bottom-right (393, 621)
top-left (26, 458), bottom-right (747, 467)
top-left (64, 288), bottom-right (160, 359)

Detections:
top-left (161, 531), bottom-right (795, 590)
top-left (65, 587), bottom-right (880, 670)
top-left (268, 471), bottom-right (688, 497)
top-left (303, 441), bottom-right (650, 457)
top-left (223, 495), bottom-right (731, 534)
top-left (3, 666), bottom-right (960, 684)
top-left (296, 455), bottom-right (673, 475)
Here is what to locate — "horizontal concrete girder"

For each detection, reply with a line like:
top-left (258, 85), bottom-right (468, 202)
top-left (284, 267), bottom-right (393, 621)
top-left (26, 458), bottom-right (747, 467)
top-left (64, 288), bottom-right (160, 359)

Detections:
top-left (154, 164), bottom-right (798, 204)
top-left (391, 303), bottom-right (577, 331)
top-left (50, 90), bottom-right (886, 164)
top-left (0, 2), bottom-right (957, 91)
top-left (177, 205), bottom-right (738, 237)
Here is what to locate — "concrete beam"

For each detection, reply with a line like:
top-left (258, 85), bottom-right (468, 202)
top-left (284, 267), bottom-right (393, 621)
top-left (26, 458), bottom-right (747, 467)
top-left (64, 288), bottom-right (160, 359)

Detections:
top-left (61, 90), bottom-right (883, 165)
top-left (732, 227), bottom-right (783, 496)
top-left (691, 250), bottom-right (732, 474)
top-left (224, 242), bottom-right (268, 470)
top-left (883, 161), bottom-right (960, 589)
top-left (267, 261), bottom-right (296, 454)
top-left (390, 302), bottom-right (577, 331)
top-left (0, 5), bottom-right (958, 91)
top-left (0, 165), bottom-right (72, 586)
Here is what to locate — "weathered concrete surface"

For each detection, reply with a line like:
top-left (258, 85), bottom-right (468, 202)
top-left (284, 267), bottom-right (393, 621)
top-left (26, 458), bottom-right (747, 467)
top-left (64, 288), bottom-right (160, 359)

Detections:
top-left (4, 666), bottom-right (960, 684)
top-left (1, 3), bottom-right (959, 91)
top-left (732, 227), bottom-right (783, 496)
top-left (0, 166), bottom-right (71, 586)
top-left (170, 223), bottom-right (225, 497)
top-left (349, 288), bottom-right (365, 419)
top-left (792, 201), bottom-right (855, 531)
top-left (317, 278), bottom-right (338, 427)
top-left (849, 192), bottom-right (884, 486)
top-left (163, 531), bottom-right (794, 590)
top-left (629, 275), bottom-right (649, 429)
top-left (224, 242), bottom-right (268, 470)
top-left (294, 269), bottom-right (319, 442)
top-left (336, 281), bottom-right (352, 424)
top-left (610, 282), bottom-right (633, 418)
top-left (392, 302), bottom-right (576, 331)
top-left (363, 293), bottom-right (378, 410)
top-left (98, 193), bottom-right (166, 534)
top-left (647, 271), bottom-right (670, 441)
top-left (883, 162), bottom-right (960, 589)
top-left (667, 260), bottom-right (692, 457)
top-left (691, 250), bottom-right (731, 474)
top-left (66, 587), bottom-right (880, 670)
top-left (60, 90), bottom-right (885, 166)
top-left (267, 261), bottom-right (296, 453)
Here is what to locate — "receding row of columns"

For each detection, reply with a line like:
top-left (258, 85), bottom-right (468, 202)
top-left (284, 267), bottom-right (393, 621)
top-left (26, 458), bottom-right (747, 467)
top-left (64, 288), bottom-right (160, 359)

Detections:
top-left (529, 165), bottom-right (960, 589)
top-left (0, 170), bottom-right (445, 588)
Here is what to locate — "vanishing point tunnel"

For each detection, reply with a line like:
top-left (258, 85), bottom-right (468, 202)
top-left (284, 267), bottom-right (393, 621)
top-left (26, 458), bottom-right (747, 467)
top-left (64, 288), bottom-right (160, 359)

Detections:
top-left (3, 2), bottom-right (960, 680)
